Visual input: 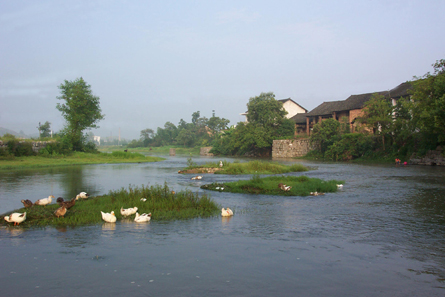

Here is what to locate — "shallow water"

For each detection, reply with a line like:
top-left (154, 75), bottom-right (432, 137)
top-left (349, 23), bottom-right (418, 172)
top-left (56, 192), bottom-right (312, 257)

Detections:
top-left (1, 156), bottom-right (445, 296)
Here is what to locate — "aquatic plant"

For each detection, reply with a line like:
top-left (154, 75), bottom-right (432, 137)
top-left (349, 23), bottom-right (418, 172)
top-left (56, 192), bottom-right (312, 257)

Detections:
top-left (1, 183), bottom-right (219, 227)
top-left (201, 175), bottom-right (344, 196)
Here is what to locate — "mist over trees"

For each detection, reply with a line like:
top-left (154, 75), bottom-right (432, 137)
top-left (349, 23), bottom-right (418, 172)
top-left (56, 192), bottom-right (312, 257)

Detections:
top-left (127, 111), bottom-right (230, 149)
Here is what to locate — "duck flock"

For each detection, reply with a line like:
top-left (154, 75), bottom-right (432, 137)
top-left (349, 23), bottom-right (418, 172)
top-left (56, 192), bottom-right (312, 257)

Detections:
top-left (4, 187), bottom-right (235, 226)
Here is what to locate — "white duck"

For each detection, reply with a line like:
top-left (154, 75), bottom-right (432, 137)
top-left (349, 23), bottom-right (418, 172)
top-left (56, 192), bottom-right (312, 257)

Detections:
top-left (337, 184), bottom-right (344, 189)
top-left (120, 206), bottom-right (138, 217)
top-left (219, 161), bottom-right (223, 168)
top-left (76, 192), bottom-right (89, 200)
top-left (221, 208), bottom-right (233, 217)
top-left (191, 175), bottom-right (203, 180)
top-left (101, 211), bottom-right (117, 223)
top-left (134, 212), bottom-right (151, 222)
top-left (4, 212), bottom-right (27, 226)
top-left (34, 195), bottom-right (54, 206)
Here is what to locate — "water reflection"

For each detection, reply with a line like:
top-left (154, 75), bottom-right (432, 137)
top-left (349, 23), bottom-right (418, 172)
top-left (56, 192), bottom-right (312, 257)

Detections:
top-left (101, 222), bottom-right (116, 232)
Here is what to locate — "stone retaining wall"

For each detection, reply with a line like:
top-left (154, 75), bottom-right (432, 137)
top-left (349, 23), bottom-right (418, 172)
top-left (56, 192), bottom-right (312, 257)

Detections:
top-left (200, 147), bottom-right (214, 156)
top-left (272, 139), bottom-right (315, 158)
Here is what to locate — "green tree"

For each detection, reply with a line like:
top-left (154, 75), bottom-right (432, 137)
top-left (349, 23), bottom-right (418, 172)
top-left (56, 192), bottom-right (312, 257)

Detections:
top-left (411, 59), bottom-right (445, 145)
top-left (211, 92), bottom-right (293, 156)
top-left (140, 128), bottom-right (154, 146)
top-left (207, 116), bottom-right (230, 135)
top-left (310, 118), bottom-right (341, 154)
top-left (56, 77), bottom-right (105, 151)
top-left (356, 93), bottom-right (393, 150)
top-left (246, 92), bottom-right (287, 126)
top-left (37, 121), bottom-right (51, 138)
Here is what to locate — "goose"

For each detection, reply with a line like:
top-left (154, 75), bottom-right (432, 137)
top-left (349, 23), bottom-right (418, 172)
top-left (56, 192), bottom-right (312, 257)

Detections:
top-left (56, 197), bottom-right (76, 209)
top-left (21, 199), bottom-right (33, 208)
top-left (4, 212), bottom-right (27, 226)
top-left (191, 176), bottom-right (203, 180)
top-left (101, 211), bottom-right (116, 223)
top-left (54, 206), bottom-right (67, 218)
top-left (310, 192), bottom-right (325, 196)
top-left (75, 192), bottom-right (89, 200)
top-left (134, 212), bottom-right (151, 223)
top-left (120, 206), bottom-right (138, 217)
top-left (34, 195), bottom-right (54, 206)
top-left (219, 161), bottom-right (223, 168)
top-left (221, 208), bottom-right (233, 217)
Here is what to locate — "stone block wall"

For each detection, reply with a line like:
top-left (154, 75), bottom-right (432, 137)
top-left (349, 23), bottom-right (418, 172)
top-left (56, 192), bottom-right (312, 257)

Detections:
top-left (272, 139), bottom-right (315, 158)
top-left (200, 147), bottom-right (214, 156)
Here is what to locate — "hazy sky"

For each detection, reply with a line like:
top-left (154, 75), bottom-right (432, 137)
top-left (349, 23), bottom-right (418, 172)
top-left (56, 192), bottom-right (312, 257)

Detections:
top-left (1, 0), bottom-right (444, 140)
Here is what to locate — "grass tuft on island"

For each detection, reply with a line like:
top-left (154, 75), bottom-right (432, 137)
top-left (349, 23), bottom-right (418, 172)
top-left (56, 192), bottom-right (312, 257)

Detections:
top-left (0, 151), bottom-right (165, 170)
top-left (181, 160), bottom-right (309, 175)
top-left (1, 183), bottom-right (219, 228)
top-left (201, 175), bottom-right (344, 196)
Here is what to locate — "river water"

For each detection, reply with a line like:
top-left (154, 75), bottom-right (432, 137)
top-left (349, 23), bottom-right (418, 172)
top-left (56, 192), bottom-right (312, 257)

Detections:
top-left (1, 156), bottom-right (445, 296)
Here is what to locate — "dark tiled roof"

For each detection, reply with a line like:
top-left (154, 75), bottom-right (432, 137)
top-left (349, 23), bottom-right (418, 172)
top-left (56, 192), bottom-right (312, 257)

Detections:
top-left (290, 113), bottom-right (308, 124)
top-left (306, 100), bottom-right (346, 116)
top-left (278, 98), bottom-right (308, 112)
top-left (306, 81), bottom-right (412, 117)
top-left (342, 91), bottom-right (388, 110)
top-left (388, 82), bottom-right (412, 98)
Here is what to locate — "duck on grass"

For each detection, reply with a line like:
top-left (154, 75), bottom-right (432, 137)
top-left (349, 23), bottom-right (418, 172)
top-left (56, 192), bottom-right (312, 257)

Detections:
top-left (201, 175), bottom-right (345, 196)
top-left (179, 160), bottom-right (309, 175)
top-left (1, 183), bottom-right (219, 228)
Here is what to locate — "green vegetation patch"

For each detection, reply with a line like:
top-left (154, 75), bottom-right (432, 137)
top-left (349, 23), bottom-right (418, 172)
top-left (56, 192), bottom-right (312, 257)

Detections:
top-left (201, 175), bottom-right (344, 196)
top-left (1, 184), bottom-right (219, 227)
top-left (183, 160), bottom-right (309, 175)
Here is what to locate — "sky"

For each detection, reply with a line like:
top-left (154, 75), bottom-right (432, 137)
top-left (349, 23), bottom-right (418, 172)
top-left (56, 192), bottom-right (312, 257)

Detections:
top-left (1, 0), bottom-right (444, 140)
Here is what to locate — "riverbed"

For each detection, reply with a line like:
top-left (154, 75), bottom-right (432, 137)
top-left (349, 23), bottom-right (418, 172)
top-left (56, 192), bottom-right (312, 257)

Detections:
top-left (1, 156), bottom-right (445, 296)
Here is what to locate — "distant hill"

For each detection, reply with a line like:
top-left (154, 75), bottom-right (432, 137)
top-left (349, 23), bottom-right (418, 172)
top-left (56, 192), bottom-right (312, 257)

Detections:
top-left (0, 127), bottom-right (30, 138)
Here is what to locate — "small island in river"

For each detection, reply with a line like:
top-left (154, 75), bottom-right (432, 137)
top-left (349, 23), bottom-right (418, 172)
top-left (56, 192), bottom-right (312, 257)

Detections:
top-left (201, 175), bottom-right (344, 196)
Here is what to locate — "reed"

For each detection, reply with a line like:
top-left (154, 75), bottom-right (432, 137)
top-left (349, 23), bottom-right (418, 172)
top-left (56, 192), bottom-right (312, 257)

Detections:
top-left (1, 183), bottom-right (219, 227)
top-left (201, 175), bottom-right (344, 196)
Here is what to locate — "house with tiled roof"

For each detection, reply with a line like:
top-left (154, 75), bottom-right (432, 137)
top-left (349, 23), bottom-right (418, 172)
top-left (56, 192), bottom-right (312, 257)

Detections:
top-left (302, 82), bottom-right (412, 135)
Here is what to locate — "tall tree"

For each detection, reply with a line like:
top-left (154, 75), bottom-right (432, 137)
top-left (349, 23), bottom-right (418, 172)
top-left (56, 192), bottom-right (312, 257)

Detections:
top-left (411, 59), bottom-right (445, 145)
top-left (37, 121), bottom-right (51, 138)
top-left (56, 77), bottom-right (105, 151)
top-left (356, 93), bottom-right (393, 150)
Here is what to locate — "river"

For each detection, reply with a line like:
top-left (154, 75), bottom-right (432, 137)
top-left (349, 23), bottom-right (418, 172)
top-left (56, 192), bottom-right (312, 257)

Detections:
top-left (1, 156), bottom-right (445, 296)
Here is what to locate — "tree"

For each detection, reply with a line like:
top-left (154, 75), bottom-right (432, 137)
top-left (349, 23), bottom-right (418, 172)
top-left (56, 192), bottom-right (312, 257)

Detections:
top-left (37, 121), bottom-right (51, 138)
top-left (355, 93), bottom-right (393, 150)
top-left (140, 128), bottom-right (154, 146)
top-left (310, 118), bottom-right (341, 154)
top-left (211, 92), bottom-right (293, 156)
top-left (56, 77), bottom-right (105, 151)
top-left (411, 59), bottom-right (445, 145)
top-left (246, 92), bottom-right (287, 126)
top-left (207, 116), bottom-right (230, 135)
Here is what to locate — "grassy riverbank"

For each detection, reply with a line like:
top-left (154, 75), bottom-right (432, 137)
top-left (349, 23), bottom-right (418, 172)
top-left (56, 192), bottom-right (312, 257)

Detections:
top-left (182, 160), bottom-right (309, 175)
top-left (0, 151), bottom-right (165, 170)
top-left (1, 184), bottom-right (219, 227)
top-left (201, 175), bottom-right (344, 196)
